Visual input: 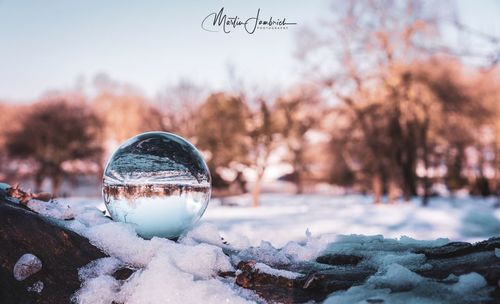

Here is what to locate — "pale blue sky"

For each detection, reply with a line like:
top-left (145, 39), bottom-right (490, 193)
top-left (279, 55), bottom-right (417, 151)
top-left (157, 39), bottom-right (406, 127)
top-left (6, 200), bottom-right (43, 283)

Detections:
top-left (0, 0), bottom-right (498, 101)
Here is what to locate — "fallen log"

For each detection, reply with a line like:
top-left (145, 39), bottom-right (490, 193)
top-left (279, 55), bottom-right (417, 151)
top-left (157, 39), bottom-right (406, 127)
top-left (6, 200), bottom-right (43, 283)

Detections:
top-left (0, 198), bottom-right (106, 303)
top-left (231, 238), bottom-right (500, 303)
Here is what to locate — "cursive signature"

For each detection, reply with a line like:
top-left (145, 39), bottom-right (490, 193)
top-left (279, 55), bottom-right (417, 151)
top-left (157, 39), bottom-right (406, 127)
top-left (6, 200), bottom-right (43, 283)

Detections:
top-left (201, 7), bottom-right (297, 34)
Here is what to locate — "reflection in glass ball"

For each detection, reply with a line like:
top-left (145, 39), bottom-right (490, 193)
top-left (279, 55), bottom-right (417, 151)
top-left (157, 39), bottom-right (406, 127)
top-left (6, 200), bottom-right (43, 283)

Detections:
top-left (102, 132), bottom-right (211, 239)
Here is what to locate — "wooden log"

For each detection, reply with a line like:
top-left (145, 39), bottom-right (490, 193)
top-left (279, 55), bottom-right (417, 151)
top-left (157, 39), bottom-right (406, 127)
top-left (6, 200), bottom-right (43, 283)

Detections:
top-left (232, 238), bottom-right (500, 303)
top-left (0, 198), bottom-right (106, 303)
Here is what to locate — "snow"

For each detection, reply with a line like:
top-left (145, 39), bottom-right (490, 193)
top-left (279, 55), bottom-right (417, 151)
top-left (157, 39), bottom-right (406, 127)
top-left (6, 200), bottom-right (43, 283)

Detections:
top-left (325, 256), bottom-right (491, 304)
top-left (203, 194), bottom-right (500, 247)
top-left (57, 193), bottom-right (500, 303)
top-left (325, 270), bottom-right (491, 304)
top-left (180, 222), bottom-right (227, 247)
top-left (312, 234), bottom-right (490, 302)
top-left (13, 253), bottom-right (42, 281)
top-left (367, 263), bottom-right (424, 291)
top-left (116, 253), bottom-right (248, 304)
top-left (253, 262), bottom-right (302, 279)
top-left (69, 221), bottom-right (246, 304)
top-left (236, 241), bottom-right (291, 265)
top-left (26, 199), bottom-right (74, 220)
top-left (319, 234), bottom-right (438, 273)
top-left (27, 281), bottom-right (44, 294)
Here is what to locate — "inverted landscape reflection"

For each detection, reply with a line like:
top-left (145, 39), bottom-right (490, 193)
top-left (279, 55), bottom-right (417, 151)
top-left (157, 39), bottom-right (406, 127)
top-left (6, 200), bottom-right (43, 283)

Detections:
top-left (103, 132), bottom-right (211, 239)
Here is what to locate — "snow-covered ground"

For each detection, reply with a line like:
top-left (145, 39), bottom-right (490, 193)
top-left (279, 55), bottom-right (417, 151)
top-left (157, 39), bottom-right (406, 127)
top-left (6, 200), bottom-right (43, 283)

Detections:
top-left (67, 193), bottom-right (500, 248)
top-left (56, 194), bottom-right (500, 303)
top-left (204, 194), bottom-right (500, 247)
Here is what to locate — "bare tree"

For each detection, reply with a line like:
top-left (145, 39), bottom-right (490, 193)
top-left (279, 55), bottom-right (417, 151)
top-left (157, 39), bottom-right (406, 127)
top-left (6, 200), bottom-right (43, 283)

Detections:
top-left (247, 99), bottom-right (282, 207)
top-left (276, 85), bottom-right (323, 194)
top-left (300, 0), bottom-right (498, 204)
top-left (6, 97), bottom-right (103, 195)
top-left (195, 92), bottom-right (251, 190)
top-left (91, 87), bottom-right (164, 157)
top-left (156, 79), bottom-right (206, 139)
top-left (0, 102), bottom-right (25, 180)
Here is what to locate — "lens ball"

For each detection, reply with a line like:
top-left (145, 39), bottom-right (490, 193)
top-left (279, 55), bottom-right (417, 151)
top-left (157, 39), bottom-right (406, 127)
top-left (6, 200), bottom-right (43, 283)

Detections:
top-left (103, 132), bottom-right (211, 239)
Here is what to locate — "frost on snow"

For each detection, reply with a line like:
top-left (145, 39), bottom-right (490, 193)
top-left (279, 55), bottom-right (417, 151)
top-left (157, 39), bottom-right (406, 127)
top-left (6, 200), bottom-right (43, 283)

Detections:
top-left (13, 253), bottom-right (42, 281)
top-left (55, 195), bottom-right (500, 303)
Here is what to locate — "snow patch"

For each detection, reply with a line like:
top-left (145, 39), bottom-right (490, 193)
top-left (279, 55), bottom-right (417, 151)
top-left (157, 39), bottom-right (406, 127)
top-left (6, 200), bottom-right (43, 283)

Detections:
top-left (237, 241), bottom-right (290, 265)
top-left (27, 281), bottom-right (44, 294)
top-left (254, 262), bottom-right (302, 279)
top-left (451, 272), bottom-right (488, 294)
top-left (326, 267), bottom-right (491, 304)
top-left (367, 263), bottom-right (424, 291)
top-left (27, 199), bottom-right (74, 220)
top-left (64, 209), bottom-right (244, 303)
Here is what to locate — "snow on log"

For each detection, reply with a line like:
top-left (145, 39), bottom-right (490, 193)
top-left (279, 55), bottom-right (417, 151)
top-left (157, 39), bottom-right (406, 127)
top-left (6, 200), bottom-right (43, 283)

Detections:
top-left (232, 236), bottom-right (500, 303)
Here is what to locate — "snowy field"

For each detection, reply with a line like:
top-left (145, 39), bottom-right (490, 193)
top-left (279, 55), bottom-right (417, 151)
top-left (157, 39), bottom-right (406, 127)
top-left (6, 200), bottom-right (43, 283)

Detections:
top-left (67, 193), bottom-right (500, 248)
top-left (55, 194), bottom-right (500, 303)
top-left (205, 194), bottom-right (500, 247)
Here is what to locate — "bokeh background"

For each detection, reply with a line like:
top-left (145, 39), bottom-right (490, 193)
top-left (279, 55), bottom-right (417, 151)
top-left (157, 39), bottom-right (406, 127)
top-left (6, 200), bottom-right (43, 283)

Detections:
top-left (0, 0), bottom-right (499, 243)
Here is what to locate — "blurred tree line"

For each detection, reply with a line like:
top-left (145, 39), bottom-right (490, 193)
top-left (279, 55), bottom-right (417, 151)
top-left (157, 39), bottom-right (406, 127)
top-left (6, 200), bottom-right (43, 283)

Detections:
top-left (0, 0), bottom-right (498, 206)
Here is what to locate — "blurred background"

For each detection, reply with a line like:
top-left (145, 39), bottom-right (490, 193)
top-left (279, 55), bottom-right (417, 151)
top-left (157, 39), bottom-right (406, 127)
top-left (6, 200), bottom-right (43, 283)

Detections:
top-left (0, 0), bottom-right (499, 243)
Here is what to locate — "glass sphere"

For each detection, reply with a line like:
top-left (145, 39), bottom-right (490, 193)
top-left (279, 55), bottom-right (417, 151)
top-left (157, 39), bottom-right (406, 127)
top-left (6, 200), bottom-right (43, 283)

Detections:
top-left (102, 131), bottom-right (211, 239)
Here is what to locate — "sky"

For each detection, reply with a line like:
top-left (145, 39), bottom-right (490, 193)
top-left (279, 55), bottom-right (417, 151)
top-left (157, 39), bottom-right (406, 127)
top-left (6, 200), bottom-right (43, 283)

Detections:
top-left (0, 0), bottom-right (498, 102)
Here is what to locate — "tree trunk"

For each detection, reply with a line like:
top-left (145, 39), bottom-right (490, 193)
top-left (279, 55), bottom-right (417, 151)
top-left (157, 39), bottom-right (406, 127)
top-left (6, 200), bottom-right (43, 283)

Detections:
top-left (295, 169), bottom-right (304, 194)
top-left (293, 165), bottom-right (304, 195)
top-left (401, 125), bottom-right (417, 201)
top-left (293, 149), bottom-right (304, 195)
top-left (295, 176), bottom-right (303, 194)
top-left (388, 177), bottom-right (398, 204)
top-left (372, 173), bottom-right (382, 204)
top-left (51, 173), bottom-right (62, 197)
top-left (421, 123), bottom-right (430, 207)
top-left (252, 171), bottom-right (264, 208)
